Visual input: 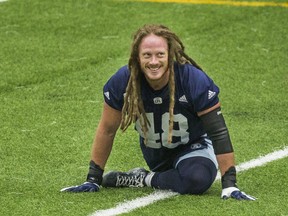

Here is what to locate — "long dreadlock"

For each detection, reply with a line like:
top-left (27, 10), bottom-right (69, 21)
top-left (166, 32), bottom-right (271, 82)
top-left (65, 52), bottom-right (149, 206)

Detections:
top-left (120, 24), bottom-right (202, 144)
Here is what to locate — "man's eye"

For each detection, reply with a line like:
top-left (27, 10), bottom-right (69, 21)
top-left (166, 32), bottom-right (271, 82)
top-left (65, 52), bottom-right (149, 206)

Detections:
top-left (143, 53), bottom-right (151, 58)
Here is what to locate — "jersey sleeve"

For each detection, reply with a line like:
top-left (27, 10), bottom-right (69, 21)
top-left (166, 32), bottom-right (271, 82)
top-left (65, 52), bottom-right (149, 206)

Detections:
top-left (103, 65), bottom-right (130, 111)
top-left (183, 64), bottom-right (220, 112)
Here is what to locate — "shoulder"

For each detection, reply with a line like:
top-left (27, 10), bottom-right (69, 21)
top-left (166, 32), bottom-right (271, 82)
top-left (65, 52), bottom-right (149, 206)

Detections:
top-left (174, 62), bottom-right (216, 93)
top-left (103, 65), bottom-right (130, 110)
top-left (174, 62), bottom-right (210, 82)
top-left (105, 65), bottom-right (130, 89)
top-left (111, 65), bottom-right (130, 81)
top-left (174, 62), bottom-right (220, 112)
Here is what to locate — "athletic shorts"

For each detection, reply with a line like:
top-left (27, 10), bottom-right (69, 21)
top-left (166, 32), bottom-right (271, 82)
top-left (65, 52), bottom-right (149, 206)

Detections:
top-left (175, 140), bottom-right (218, 169)
top-left (141, 136), bottom-right (218, 172)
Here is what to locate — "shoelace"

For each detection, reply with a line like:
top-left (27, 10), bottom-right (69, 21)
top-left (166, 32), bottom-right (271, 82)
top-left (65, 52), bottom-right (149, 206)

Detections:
top-left (116, 174), bottom-right (145, 187)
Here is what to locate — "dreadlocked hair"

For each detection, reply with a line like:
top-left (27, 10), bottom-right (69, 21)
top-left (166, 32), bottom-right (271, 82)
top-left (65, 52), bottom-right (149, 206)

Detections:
top-left (121, 24), bottom-right (202, 144)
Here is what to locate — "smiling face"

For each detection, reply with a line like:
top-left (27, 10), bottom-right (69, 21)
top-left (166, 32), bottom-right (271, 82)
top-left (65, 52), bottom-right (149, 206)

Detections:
top-left (138, 34), bottom-right (170, 90)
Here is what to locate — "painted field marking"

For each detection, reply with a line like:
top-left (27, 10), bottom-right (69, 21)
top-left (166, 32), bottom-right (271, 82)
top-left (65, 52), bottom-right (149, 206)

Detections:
top-left (90, 146), bottom-right (288, 216)
top-left (0, 0), bottom-right (8, 2)
top-left (132, 0), bottom-right (288, 8)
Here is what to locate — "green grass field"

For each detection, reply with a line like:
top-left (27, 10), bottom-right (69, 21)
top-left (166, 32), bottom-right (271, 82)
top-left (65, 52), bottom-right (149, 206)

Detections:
top-left (0, 0), bottom-right (287, 215)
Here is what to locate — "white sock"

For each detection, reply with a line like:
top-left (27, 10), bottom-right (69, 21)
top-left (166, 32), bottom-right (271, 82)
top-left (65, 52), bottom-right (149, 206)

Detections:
top-left (144, 172), bottom-right (155, 187)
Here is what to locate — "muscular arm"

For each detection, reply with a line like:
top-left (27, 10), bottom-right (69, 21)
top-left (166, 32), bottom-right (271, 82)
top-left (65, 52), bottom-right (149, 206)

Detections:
top-left (60, 102), bottom-right (122, 192)
top-left (198, 103), bottom-right (256, 200)
top-left (90, 102), bottom-right (122, 170)
top-left (198, 102), bottom-right (235, 176)
top-left (215, 152), bottom-right (235, 176)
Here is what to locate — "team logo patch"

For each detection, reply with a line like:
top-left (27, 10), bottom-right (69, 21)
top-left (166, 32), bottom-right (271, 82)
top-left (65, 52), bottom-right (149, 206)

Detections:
top-left (153, 97), bottom-right (162, 104)
top-left (190, 143), bottom-right (203, 150)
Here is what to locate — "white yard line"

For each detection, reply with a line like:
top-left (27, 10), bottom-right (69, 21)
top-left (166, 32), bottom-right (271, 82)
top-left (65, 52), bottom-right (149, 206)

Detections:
top-left (0, 0), bottom-right (8, 2)
top-left (90, 146), bottom-right (288, 216)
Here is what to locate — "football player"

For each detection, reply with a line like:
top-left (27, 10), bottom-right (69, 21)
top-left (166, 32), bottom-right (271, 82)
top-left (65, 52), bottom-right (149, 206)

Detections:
top-left (61, 24), bottom-right (255, 200)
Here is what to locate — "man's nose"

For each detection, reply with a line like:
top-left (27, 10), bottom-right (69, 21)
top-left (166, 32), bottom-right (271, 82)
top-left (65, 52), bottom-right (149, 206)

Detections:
top-left (150, 55), bottom-right (159, 64)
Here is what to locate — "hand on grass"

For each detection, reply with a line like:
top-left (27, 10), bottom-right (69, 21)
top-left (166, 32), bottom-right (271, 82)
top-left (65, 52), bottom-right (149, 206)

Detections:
top-left (221, 187), bottom-right (256, 200)
top-left (60, 182), bottom-right (100, 192)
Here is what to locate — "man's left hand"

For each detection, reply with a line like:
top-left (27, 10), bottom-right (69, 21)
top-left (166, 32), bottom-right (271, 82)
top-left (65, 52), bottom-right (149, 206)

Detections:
top-left (221, 187), bottom-right (256, 200)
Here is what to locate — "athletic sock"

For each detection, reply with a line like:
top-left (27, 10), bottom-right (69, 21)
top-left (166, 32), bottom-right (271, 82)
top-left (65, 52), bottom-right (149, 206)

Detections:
top-left (144, 172), bottom-right (155, 187)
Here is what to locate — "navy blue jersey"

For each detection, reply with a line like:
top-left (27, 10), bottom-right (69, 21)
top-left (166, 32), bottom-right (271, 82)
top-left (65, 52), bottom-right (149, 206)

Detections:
top-left (103, 62), bottom-right (219, 170)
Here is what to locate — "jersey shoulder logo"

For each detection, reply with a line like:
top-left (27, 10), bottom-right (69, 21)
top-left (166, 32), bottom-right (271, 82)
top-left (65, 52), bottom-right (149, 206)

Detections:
top-left (104, 91), bottom-right (110, 100)
top-left (208, 90), bottom-right (216, 99)
top-left (179, 95), bottom-right (188, 103)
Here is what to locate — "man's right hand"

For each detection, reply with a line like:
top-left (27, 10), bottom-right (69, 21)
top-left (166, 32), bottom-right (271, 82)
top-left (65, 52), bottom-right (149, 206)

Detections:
top-left (60, 182), bottom-right (100, 192)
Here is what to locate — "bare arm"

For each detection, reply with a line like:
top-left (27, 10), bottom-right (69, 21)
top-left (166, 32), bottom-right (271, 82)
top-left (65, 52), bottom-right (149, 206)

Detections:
top-left (198, 102), bottom-right (256, 200)
top-left (60, 102), bottom-right (122, 192)
top-left (198, 102), bottom-right (235, 175)
top-left (90, 102), bottom-right (122, 170)
top-left (215, 152), bottom-right (235, 176)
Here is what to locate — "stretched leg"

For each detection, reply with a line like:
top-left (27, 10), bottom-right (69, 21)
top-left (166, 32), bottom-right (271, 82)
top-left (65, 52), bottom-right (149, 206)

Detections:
top-left (150, 157), bottom-right (217, 194)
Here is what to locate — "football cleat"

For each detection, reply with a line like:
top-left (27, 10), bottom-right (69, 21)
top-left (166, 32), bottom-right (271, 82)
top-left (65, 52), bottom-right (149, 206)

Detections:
top-left (102, 168), bottom-right (149, 188)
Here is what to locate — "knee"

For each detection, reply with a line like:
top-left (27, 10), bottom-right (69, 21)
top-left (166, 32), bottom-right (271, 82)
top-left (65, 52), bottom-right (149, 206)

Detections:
top-left (177, 174), bottom-right (213, 195)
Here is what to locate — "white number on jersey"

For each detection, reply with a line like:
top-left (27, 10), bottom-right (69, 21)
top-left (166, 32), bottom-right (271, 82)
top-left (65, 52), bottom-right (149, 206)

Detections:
top-left (135, 113), bottom-right (189, 149)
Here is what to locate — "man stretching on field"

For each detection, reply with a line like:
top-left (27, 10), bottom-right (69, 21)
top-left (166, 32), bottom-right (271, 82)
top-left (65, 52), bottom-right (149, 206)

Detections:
top-left (61, 24), bottom-right (256, 200)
